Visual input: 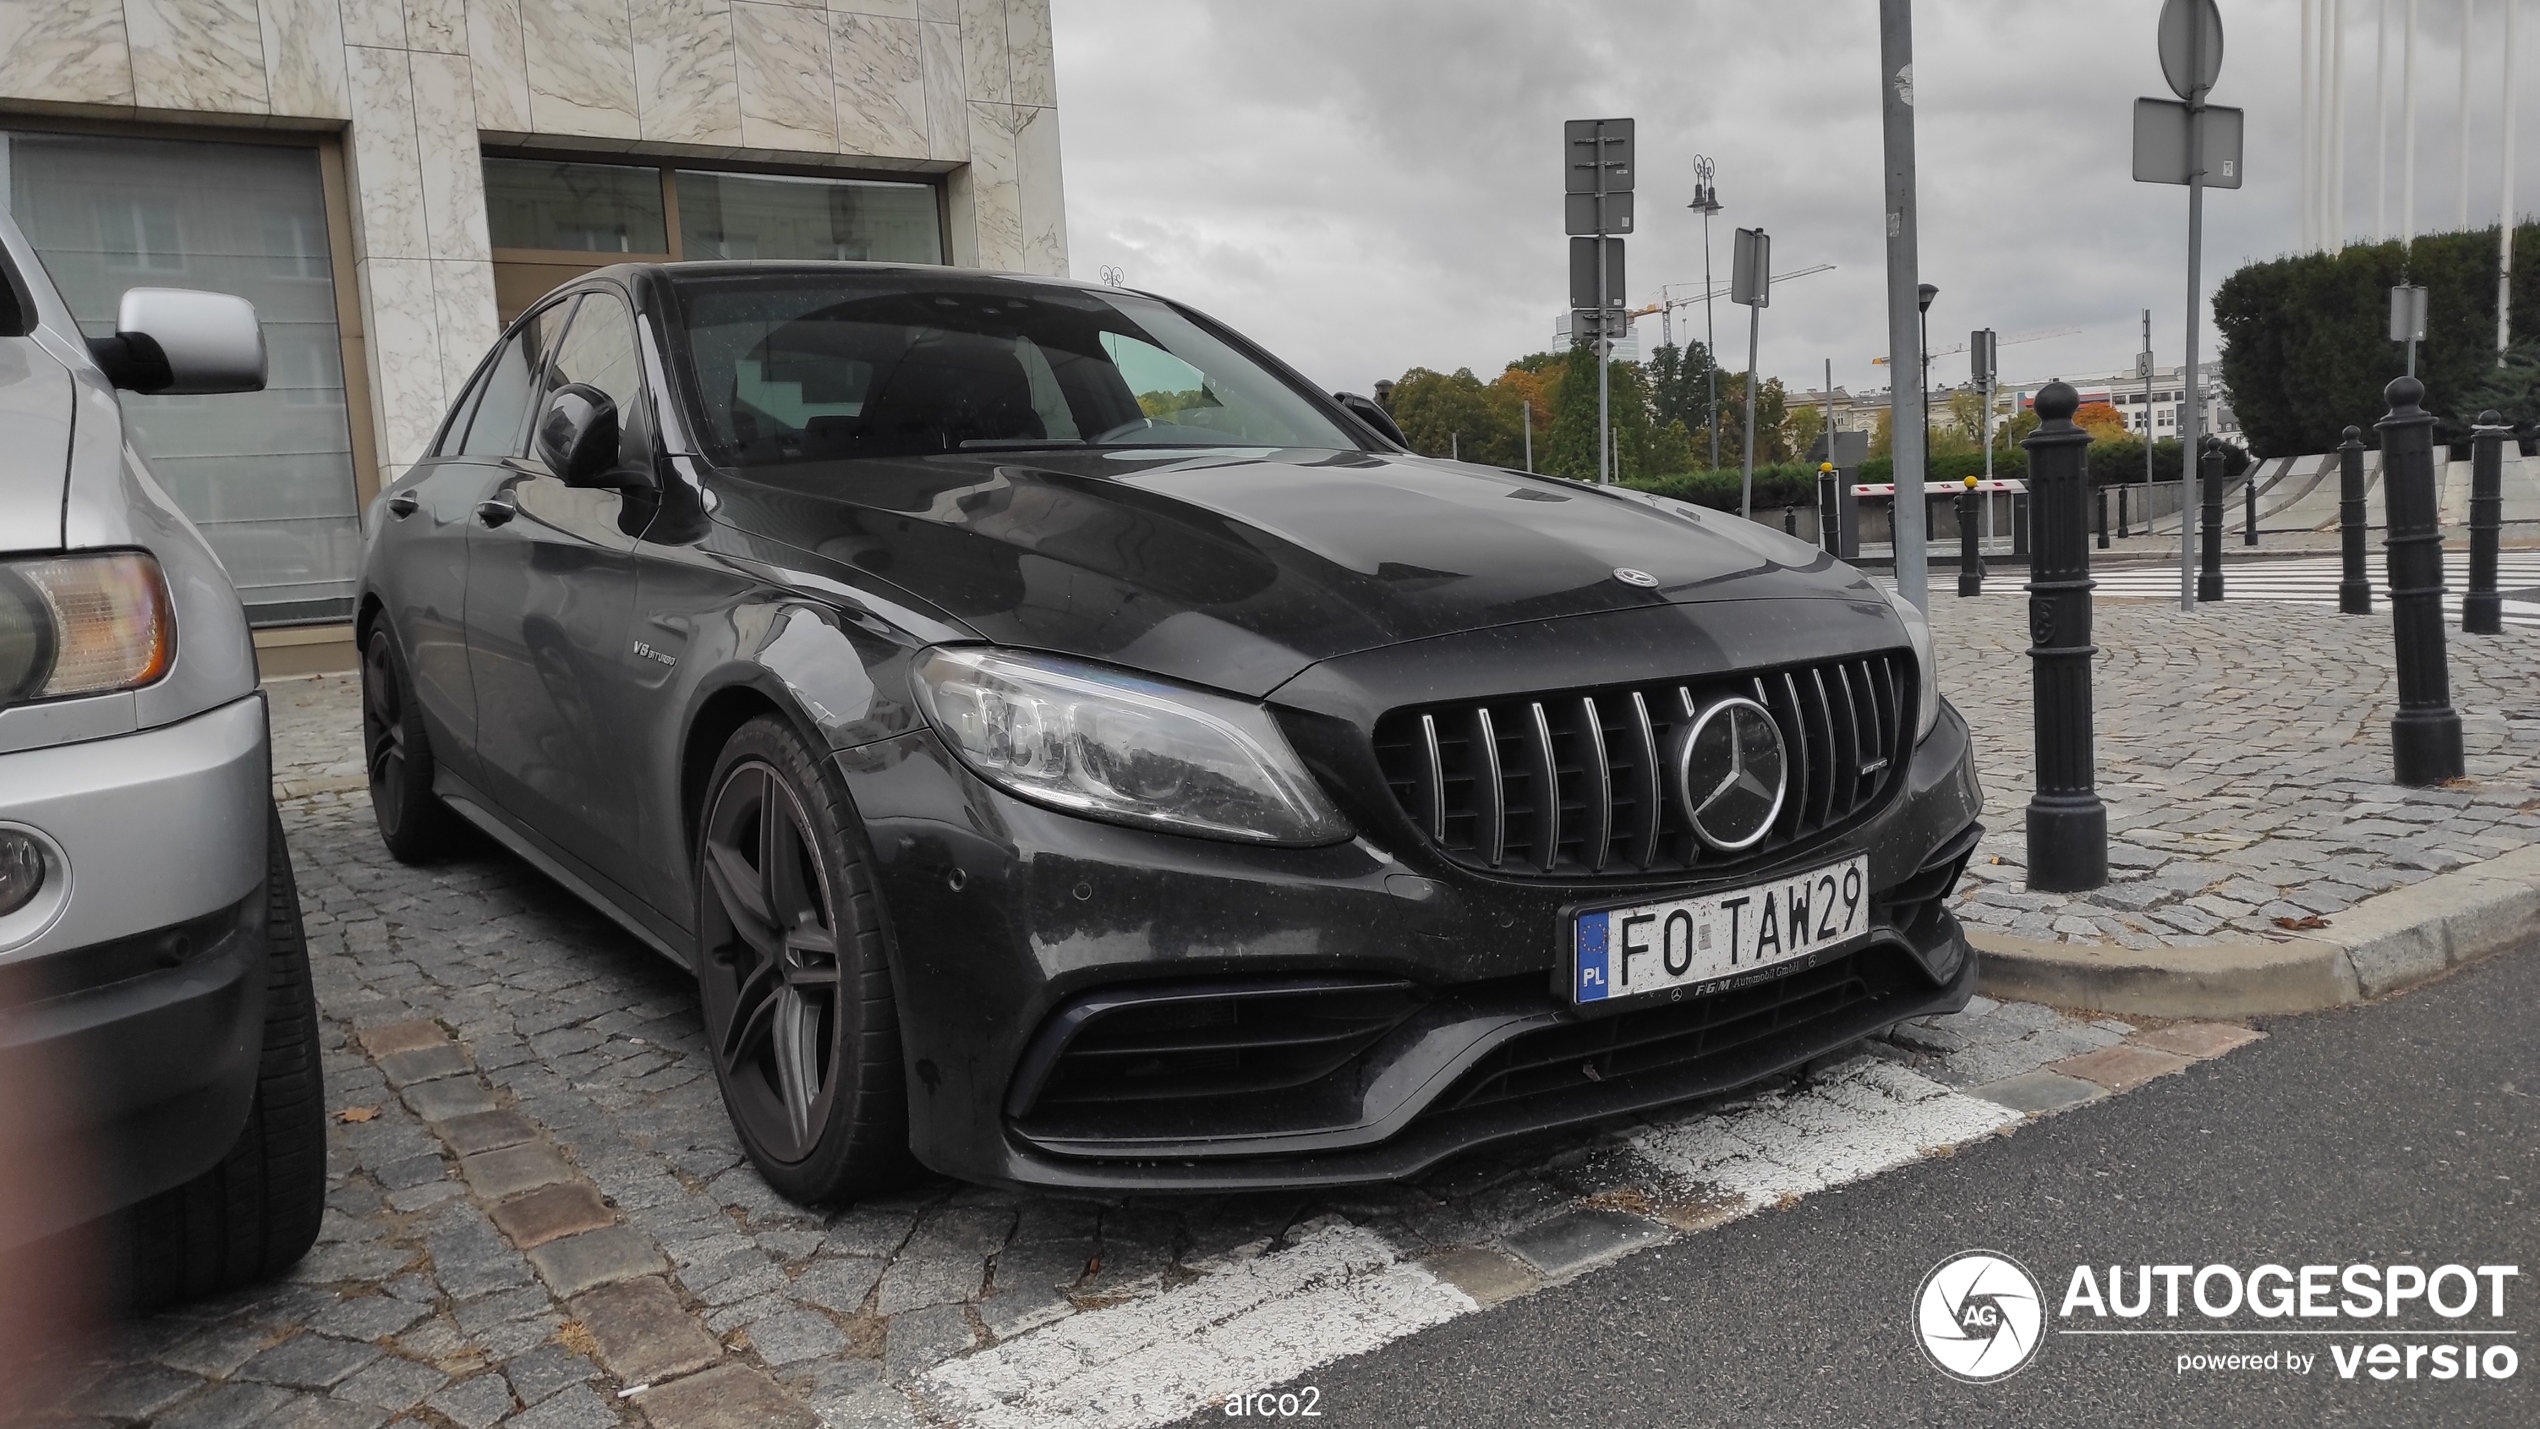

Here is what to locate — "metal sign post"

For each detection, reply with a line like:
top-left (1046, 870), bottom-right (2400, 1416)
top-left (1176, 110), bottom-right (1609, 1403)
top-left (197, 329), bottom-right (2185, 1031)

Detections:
top-left (1567, 118), bottom-right (1635, 485)
top-left (1971, 328), bottom-right (1998, 486)
top-left (2135, 0), bottom-right (2228, 611)
top-left (1880, 0), bottom-right (1930, 611)
top-left (2390, 282), bottom-right (2429, 375)
top-left (1732, 227), bottom-right (1772, 519)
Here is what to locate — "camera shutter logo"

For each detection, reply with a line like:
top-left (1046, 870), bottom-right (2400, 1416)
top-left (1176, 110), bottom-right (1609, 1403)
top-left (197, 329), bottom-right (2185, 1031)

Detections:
top-left (1915, 1250), bottom-right (2045, 1382)
top-left (1675, 696), bottom-right (1788, 851)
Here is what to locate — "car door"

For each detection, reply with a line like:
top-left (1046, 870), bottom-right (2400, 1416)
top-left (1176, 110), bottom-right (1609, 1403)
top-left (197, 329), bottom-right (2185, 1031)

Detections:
top-left (377, 309), bottom-right (559, 776)
top-left (462, 285), bottom-right (652, 887)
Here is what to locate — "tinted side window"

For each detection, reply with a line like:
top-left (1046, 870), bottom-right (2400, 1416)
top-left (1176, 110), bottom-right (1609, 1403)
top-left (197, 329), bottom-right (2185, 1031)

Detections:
top-left (460, 300), bottom-right (569, 457)
top-left (546, 291), bottom-right (642, 419)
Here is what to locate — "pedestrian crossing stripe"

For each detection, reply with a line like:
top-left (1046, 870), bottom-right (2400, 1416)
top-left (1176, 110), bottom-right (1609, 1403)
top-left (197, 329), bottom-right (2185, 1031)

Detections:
top-left (2032, 553), bottom-right (2540, 629)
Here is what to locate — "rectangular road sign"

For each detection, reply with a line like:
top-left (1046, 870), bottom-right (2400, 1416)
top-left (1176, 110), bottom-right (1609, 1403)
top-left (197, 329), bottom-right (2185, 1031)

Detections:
top-left (1564, 117), bottom-right (1636, 193)
top-left (1570, 236), bottom-right (1626, 312)
top-left (1564, 190), bottom-right (1635, 236)
top-left (1731, 227), bottom-right (1770, 308)
top-left (2390, 284), bottom-right (2428, 342)
top-left (2131, 97), bottom-right (2244, 187)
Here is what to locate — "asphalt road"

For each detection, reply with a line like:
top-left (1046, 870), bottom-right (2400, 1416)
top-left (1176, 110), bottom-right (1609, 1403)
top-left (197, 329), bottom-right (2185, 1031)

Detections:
top-left (1195, 944), bottom-right (2540, 1429)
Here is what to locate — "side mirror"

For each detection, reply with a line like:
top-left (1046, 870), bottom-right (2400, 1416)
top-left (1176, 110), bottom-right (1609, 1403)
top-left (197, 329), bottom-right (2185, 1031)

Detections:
top-left (536, 383), bottom-right (629, 488)
top-left (1333, 391), bottom-right (1407, 447)
top-left (88, 288), bottom-right (267, 394)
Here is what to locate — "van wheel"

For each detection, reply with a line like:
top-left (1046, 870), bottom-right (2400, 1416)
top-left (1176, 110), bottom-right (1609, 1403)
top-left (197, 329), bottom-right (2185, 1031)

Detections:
top-left (362, 625), bottom-right (463, 861)
top-left (116, 804), bottom-right (326, 1309)
top-left (695, 716), bottom-right (912, 1203)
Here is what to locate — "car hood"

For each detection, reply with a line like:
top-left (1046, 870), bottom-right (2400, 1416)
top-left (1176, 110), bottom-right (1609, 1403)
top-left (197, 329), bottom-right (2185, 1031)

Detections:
top-left (713, 446), bottom-right (1888, 697)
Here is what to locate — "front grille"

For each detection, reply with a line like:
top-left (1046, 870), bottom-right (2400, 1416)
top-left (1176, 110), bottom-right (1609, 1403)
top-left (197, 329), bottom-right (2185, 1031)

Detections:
top-left (1423, 943), bottom-right (1916, 1118)
top-left (1372, 654), bottom-right (1914, 879)
top-left (1011, 978), bottom-right (1426, 1127)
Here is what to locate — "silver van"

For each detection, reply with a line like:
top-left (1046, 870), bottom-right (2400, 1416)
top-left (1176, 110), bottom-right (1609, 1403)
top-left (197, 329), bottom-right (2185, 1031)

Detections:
top-left (0, 206), bottom-right (321, 1303)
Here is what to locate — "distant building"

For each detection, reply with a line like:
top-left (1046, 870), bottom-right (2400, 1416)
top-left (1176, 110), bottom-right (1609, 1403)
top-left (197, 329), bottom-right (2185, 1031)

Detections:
top-left (1785, 387), bottom-right (1885, 436)
top-left (2008, 367), bottom-right (2242, 445)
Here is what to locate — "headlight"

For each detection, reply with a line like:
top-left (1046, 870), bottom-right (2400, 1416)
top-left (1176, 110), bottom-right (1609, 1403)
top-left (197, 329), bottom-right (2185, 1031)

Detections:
top-left (912, 646), bottom-right (1351, 845)
top-left (0, 552), bottom-right (175, 707)
top-left (1877, 583), bottom-right (1941, 742)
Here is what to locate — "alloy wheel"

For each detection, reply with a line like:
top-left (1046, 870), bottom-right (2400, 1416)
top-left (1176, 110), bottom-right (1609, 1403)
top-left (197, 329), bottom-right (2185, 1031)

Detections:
top-left (698, 760), bottom-right (843, 1164)
top-left (360, 633), bottom-right (406, 831)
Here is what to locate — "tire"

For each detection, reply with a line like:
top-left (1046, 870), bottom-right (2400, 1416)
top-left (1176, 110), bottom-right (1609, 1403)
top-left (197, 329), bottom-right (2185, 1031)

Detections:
top-left (116, 804), bottom-right (327, 1309)
top-left (695, 715), bottom-right (912, 1202)
top-left (362, 623), bottom-right (463, 862)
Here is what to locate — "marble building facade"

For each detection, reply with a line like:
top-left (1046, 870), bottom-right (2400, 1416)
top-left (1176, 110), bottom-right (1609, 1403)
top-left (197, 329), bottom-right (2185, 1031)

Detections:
top-left (0, 0), bottom-right (1066, 654)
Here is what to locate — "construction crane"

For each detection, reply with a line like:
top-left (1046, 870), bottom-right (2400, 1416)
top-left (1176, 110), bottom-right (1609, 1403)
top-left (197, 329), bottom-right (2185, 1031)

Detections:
top-left (1629, 265), bottom-right (1836, 348)
top-left (1871, 325), bottom-right (2081, 374)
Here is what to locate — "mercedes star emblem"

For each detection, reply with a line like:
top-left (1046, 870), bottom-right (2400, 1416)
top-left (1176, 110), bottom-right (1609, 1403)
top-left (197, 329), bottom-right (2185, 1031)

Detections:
top-left (1675, 696), bottom-right (1789, 851)
top-left (1613, 568), bottom-right (1659, 588)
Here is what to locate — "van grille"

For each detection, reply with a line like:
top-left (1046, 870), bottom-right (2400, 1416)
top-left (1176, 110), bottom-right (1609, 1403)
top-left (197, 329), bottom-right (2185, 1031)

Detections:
top-left (1371, 655), bottom-right (1912, 879)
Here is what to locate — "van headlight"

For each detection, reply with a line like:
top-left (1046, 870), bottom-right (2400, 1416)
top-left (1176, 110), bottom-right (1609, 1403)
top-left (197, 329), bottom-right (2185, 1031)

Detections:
top-left (912, 646), bottom-right (1351, 845)
top-left (0, 552), bottom-right (175, 708)
top-left (1877, 584), bottom-right (1942, 742)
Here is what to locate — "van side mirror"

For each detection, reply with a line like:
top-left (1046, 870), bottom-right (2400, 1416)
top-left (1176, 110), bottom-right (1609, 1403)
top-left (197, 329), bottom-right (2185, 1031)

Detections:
top-left (1333, 391), bottom-right (1407, 447)
top-left (537, 383), bottom-right (636, 488)
top-left (88, 288), bottom-right (266, 394)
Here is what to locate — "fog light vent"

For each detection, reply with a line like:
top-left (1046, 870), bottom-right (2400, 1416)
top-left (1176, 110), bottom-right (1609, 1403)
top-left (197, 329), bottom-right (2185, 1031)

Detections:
top-left (0, 828), bottom-right (43, 917)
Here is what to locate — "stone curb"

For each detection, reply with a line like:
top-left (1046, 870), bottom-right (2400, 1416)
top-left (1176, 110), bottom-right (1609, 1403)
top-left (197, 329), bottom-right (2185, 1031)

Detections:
top-left (1971, 843), bottom-right (2540, 1017)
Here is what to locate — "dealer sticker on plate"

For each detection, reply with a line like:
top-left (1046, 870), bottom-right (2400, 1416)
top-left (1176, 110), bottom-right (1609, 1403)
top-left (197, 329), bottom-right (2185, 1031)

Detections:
top-left (1573, 855), bottom-right (1868, 1005)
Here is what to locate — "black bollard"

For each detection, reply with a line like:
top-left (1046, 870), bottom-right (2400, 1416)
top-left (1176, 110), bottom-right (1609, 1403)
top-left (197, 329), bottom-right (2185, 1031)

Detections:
top-left (1957, 480), bottom-right (1983, 597)
top-left (2464, 410), bottom-right (2505, 634)
top-left (2243, 466), bottom-right (2259, 545)
top-left (2095, 486), bottom-right (2110, 549)
top-left (2378, 376), bottom-right (2466, 786)
top-left (2019, 382), bottom-right (2106, 892)
top-left (2337, 426), bottom-right (2371, 614)
top-left (2197, 437), bottom-right (2227, 602)
top-left (1783, 504), bottom-right (1798, 538)
top-left (2117, 483), bottom-right (2129, 537)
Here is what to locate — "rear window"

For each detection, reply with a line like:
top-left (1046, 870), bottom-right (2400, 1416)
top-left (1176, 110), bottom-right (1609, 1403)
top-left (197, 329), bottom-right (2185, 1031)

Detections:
top-left (665, 272), bottom-right (1361, 467)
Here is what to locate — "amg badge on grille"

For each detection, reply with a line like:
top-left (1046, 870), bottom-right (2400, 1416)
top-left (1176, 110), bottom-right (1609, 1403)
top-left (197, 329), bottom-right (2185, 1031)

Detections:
top-left (1676, 696), bottom-right (1789, 851)
top-left (1612, 567), bottom-right (1659, 587)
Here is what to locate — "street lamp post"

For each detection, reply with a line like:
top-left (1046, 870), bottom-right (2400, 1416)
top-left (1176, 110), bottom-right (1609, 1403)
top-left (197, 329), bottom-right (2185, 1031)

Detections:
top-left (1691, 158), bottom-right (1723, 470)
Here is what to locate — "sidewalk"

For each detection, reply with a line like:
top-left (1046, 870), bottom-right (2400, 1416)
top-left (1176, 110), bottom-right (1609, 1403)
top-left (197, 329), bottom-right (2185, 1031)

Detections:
top-left (1929, 565), bottom-right (2540, 1010)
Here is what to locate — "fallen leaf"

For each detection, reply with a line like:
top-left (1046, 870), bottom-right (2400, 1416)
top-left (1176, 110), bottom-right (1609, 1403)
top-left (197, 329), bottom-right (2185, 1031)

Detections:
top-left (337, 1106), bottom-right (380, 1123)
top-left (2272, 914), bottom-right (2331, 931)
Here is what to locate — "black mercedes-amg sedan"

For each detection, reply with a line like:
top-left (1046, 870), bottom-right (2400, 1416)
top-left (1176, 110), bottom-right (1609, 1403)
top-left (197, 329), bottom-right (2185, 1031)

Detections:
top-left (356, 262), bottom-right (1985, 1200)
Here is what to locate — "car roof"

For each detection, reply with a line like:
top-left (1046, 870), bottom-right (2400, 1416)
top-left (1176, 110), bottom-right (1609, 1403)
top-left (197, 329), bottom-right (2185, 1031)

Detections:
top-left (575, 260), bottom-right (1136, 301)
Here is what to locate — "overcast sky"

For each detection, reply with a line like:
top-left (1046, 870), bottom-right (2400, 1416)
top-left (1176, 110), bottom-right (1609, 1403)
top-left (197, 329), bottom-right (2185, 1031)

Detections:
top-left (1048, 0), bottom-right (2534, 404)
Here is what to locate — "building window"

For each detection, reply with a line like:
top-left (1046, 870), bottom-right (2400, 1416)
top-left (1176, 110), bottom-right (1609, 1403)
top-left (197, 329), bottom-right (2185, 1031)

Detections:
top-left (3, 130), bottom-right (362, 627)
top-left (483, 156), bottom-right (942, 322)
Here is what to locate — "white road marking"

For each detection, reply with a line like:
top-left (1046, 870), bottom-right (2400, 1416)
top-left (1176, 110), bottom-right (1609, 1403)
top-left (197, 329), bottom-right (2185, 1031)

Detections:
top-left (919, 1220), bottom-right (1476, 1429)
top-left (2073, 552), bottom-right (2540, 627)
top-left (914, 1058), bottom-right (2029, 1428)
top-left (1629, 1057), bottom-right (2019, 1203)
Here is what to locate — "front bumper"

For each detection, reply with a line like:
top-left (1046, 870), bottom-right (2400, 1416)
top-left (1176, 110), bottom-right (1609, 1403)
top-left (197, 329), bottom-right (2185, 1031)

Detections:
top-left (0, 697), bottom-right (273, 1245)
top-left (848, 694), bottom-right (1985, 1193)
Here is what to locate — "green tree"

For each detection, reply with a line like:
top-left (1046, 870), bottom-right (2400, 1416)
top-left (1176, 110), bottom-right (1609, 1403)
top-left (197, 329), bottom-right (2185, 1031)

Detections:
top-left (1542, 347), bottom-right (1660, 478)
top-left (1713, 372), bottom-right (1793, 467)
top-left (2215, 224), bottom-right (2540, 453)
top-left (1387, 366), bottom-right (1520, 465)
top-left (1646, 341), bottom-right (1717, 437)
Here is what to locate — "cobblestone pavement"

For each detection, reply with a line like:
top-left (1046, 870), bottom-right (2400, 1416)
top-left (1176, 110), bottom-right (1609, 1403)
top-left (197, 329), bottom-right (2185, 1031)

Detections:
top-left (1931, 576), bottom-right (2540, 947)
top-left (25, 672), bottom-right (2276, 1429)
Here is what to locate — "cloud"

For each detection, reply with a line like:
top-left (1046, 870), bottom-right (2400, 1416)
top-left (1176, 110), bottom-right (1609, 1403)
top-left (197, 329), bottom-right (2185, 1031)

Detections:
top-left (1050, 0), bottom-right (2527, 405)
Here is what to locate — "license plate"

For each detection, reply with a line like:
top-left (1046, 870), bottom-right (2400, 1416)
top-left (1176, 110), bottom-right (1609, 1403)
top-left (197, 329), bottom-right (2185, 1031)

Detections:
top-left (1573, 855), bottom-right (1869, 1005)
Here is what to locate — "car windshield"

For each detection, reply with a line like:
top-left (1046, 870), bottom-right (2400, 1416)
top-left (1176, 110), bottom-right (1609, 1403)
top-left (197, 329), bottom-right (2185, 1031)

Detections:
top-left (666, 271), bottom-right (1362, 466)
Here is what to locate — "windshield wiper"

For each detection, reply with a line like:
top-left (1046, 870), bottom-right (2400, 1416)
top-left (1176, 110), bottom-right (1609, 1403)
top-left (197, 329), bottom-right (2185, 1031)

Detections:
top-left (957, 438), bottom-right (1088, 451)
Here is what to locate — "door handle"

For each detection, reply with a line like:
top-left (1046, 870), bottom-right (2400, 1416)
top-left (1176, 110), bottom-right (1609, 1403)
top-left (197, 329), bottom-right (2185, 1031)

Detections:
top-left (476, 495), bottom-right (518, 528)
top-left (386, 491), bottom-right (419, 518)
